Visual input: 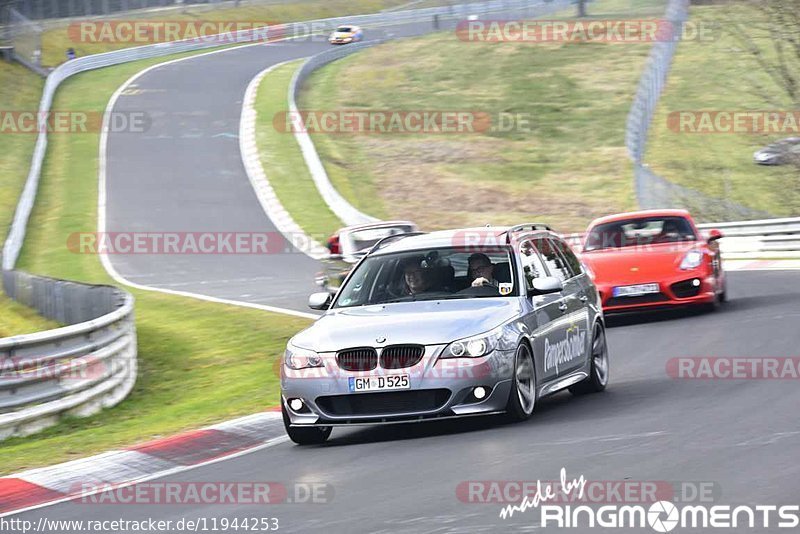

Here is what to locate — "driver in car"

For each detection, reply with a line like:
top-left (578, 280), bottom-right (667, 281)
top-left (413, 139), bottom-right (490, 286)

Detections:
top-left (403, 260), bottom-right (434, 295)
top-left (468, 253), bottom-right (500, 288)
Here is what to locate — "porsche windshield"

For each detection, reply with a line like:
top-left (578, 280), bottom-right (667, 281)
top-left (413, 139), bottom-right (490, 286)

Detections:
top-left (584, 216), bottom-right (697, 252)
top-left (333, 247), bottom-right (516, 308)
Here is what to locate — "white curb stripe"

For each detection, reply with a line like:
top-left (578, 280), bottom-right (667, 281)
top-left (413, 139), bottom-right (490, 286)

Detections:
top-left (239, 61), bottom-right (331, 261)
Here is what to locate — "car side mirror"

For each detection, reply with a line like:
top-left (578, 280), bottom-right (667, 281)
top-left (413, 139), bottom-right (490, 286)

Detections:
top-left (527, 276), bottom-right (564, 297)
top-left (707, 229), bottom-right (723, 243)
top-left (308, 292), bottom-right (332, 310)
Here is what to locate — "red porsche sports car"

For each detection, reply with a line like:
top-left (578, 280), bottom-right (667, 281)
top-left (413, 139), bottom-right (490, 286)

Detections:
top-left (579, 209), bottom-right (726, 313)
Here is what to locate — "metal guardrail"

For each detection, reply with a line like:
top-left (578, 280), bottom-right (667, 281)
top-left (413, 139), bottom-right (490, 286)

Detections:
top-left (697, 218), bottom-right (800, 258)
top-left (0, 271), bottom-right (136, 440)
top-left (623, 0), bottom-right (773, 221)
top-left (563, 217), bottom-right (800, 258)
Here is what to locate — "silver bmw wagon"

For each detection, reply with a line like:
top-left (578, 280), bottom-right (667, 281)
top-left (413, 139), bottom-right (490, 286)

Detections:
top-left (281, 224), bottom-right (609, 444)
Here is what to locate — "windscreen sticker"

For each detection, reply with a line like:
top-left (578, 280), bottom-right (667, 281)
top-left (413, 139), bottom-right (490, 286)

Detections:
top-left (499, 283), bottom-right (513, 295)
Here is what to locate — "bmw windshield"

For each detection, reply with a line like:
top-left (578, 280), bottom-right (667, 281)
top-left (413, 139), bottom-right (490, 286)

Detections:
top-left (333, 247), bottom-right (517, 308)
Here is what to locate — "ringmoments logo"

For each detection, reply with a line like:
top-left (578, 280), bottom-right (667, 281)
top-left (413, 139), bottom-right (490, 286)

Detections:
top-left (497, 468), bottom-right (800, 531)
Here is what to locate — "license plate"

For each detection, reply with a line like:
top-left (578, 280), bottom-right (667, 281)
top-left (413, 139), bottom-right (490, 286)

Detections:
top-left (348, 375), bottom-right (410, 392)
top-left (612, 283), bottom-right (660, 297)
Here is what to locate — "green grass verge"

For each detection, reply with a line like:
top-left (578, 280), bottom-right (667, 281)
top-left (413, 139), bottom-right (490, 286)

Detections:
top-left (300, 32), bottom-right (651, 231)
top-left (0, 62), bottom-right (67, 334)
top-left (1, 48), bottom-right (310, 475)
top-left (646, 3), bottom-right (800, 217)
top-left (254, 60), bottom-right (342, 239)
top-left (0, 295), bottom-right (60, 337)
top-left (38, 0), bottom-right (411, 67)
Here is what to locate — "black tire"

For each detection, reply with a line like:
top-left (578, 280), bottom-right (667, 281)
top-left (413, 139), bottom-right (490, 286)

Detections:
top-left (717, 277), bottom-right (727, 303)
top-left (505, 343), bottom-right (537, 422)
top-left (282, 403), bottom-right (332, 445)
top-left (569, 322), bottom-right (609, 395)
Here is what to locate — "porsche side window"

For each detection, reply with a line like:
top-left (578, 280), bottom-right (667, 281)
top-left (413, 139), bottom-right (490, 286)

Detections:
top-left (534, 237), bottom-right (571, 282)
top-left (551, 238), bottom-right (583, 277)
top-left (519, 240), bottom-right (547, 290)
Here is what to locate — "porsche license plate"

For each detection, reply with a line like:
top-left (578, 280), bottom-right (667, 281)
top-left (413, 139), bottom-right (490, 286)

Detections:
top-left (349, 375), bottom-right (410, 392)
top-left (612, 283), bottom-right (660, 297)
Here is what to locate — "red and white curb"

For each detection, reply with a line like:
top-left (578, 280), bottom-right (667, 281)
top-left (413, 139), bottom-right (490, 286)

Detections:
top-left (0, 410), bottom-right (285, 517)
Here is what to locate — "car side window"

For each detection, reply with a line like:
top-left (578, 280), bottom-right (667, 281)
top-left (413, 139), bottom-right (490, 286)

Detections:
top-left (533, 237), bottom-right (571, 282)
top-left (519, 240), bottom-right (547, 290)
top-left (551, 238), bottom-right (583, 278)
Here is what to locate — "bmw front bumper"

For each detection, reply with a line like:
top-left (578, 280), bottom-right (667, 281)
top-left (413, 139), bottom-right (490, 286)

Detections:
top-left (281, 346), bottom-right (515, 426)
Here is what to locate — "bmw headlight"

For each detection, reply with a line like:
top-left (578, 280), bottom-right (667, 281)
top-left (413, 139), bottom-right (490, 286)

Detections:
top-left (680, 249), bottom-right (704, 270)
top-left (284, 343), bottom-right (323, 370)
top-left (441, 327), bottom-right (513, 358)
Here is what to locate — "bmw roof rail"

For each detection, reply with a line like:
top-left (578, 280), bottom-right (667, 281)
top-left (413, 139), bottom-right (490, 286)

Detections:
top-left (504, 223), bottom-right (553, 242)
top-left (508, 222), bottom-right (553, 233)
top-left (368, 232), bottom-right (428, 255)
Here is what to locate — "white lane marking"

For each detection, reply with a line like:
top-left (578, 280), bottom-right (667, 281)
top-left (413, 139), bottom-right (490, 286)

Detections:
top-left (527, 431), bottom-right (667, 447)
top-left (98, 41), bottom-right (322, 320)
top-left (724, 260), bottom-right (800, 271)
top-left (239, 60), bottom-right (331, 261)
top-left (735, 431), bottom-right (800, 447)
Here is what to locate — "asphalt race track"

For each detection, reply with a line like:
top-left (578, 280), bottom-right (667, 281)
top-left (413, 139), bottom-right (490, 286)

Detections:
top-left (32, 10), bottom-right (800, 534)
top-left (15, 270), bottom-right (800, 532)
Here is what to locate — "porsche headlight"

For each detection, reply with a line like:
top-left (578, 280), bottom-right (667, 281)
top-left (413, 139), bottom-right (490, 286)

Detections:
top-left (680, 249), bottom-right (704, 270)
top-left (284, 343), bottom-right (323, 370)
top-left (441, 327), bottom-right (512, 358)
